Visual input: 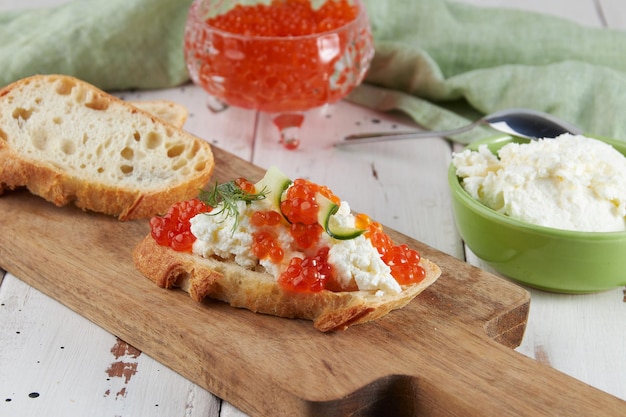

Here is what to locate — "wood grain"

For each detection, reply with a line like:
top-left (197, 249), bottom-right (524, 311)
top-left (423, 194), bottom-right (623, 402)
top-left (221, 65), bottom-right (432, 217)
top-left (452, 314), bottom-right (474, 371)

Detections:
top-left (1, 146), bottom-right (624, 416)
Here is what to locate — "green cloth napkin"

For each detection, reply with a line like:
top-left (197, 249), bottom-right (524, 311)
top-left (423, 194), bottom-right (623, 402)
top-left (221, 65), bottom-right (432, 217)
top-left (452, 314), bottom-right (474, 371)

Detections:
top-left (352, 0), bottom-right (626, 143)
top-left (0, 0), bottom-right (193, 91)
top-left (2, 0), bottom-right (626, 142)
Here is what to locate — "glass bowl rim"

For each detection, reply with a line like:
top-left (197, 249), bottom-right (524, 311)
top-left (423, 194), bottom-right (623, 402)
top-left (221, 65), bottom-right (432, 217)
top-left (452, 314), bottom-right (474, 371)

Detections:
top-left (187, 0), bottom-right (370, 41)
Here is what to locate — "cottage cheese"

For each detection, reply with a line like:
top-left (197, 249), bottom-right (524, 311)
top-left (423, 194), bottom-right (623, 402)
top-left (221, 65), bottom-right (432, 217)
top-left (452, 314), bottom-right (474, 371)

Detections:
top-left (453, 134), bottom-right (626, 232)
top-left (189, 196), bottom-right (401, 295)
top-left (190, 200), bottom-right (259, 269)
top-left (326, 202), bottom-right (401, 295)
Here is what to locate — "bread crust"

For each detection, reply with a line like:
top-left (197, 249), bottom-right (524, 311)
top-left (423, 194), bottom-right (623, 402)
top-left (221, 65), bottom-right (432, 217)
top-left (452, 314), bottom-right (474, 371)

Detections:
top-left (133, 235), bottom-right (442, 332)
top-left (0, 75), bottom-right (214, 220)
top-left (0, 155), bottom-right (213, 220)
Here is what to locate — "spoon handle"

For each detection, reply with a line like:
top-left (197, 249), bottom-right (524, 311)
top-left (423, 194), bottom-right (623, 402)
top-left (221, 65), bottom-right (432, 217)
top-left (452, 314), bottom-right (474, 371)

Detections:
top-left (336, 120), bottom-right (481, 147)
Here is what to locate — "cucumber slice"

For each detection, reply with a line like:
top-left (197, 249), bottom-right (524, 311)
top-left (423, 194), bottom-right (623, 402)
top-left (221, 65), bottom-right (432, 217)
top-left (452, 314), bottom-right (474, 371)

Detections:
top-left (255, 167), bottom-right (364, 240)
top-left (254, 166), bottom-right (292, 213)
top-left (316, 193), bottom-right (365, 240)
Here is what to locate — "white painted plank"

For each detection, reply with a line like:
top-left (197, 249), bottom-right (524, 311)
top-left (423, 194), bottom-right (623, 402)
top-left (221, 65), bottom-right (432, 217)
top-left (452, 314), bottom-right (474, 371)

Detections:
top-left (221, 402), bottom-right (251, 417)
top-left (597, 0), bottom-right (626, 29)
top-left (519, 287), bottom-right (626, 400)
top-left (465, 250), bottom-right (626, 401)
top-left (0, 273), bottom-right (221, 417)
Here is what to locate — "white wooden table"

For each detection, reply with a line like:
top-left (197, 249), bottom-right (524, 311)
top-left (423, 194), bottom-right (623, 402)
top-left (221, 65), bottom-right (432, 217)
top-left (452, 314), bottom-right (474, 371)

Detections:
top-left (1, 0), bottom-right (625, 416)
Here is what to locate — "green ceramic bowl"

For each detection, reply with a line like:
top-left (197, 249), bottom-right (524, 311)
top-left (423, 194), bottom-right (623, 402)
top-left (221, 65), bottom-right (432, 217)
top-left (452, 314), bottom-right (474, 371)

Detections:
top-left (448, 135), bottom-right (626, 293)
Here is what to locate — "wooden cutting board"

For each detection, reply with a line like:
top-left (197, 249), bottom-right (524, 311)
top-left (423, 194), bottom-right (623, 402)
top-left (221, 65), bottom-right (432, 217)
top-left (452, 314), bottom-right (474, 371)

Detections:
top-left (1, 147), bottom-right (624, 417)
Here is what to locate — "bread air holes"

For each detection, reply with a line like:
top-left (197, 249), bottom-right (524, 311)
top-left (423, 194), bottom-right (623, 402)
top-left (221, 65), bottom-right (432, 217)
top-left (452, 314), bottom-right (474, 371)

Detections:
top-left (167, 144), bottom-right (185, 158)
top-left (32, 131), bottom-right (48, 151)
top-left (120, 164), bottom-right (134, 175)
top-left (144, 131), bottom-right (162, 149)
top-left (54, 78), bottom-right (76, 95)
top-left (172, 158), bottom-right (187, 171)
top-left (60, 140), bottom-right (76, 155)
top-left (0, 128), bottom-right (6, 142)
top-left (85, 95), bottom-right (109, 111)
top-left (12, 107), bottom-right (32, 121)
top-left (120, 147), bottom-right (134, 160)
top-left (195, 160), bottom-right (208, 172)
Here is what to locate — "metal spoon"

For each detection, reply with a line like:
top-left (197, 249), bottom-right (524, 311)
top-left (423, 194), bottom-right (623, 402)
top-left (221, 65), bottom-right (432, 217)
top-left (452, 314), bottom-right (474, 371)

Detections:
top-left (336, 108), bottom-right (582, 146)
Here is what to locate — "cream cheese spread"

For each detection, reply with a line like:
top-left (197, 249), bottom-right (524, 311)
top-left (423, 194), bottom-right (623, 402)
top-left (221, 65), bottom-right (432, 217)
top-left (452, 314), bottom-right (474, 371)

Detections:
top-left (453, 134), bottom-right (626, 232)
top-left (189, 194), bottom-right (401, 295)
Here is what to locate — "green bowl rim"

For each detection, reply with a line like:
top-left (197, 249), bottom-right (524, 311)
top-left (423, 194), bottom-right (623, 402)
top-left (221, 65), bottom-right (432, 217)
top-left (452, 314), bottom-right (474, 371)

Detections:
top-left (448, 134), bottom-right (626, 240)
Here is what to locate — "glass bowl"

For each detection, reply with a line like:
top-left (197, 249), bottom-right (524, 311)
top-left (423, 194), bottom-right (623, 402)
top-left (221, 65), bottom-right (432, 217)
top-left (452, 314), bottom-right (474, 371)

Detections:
top-left (184, 0), bottom-right (374, 149)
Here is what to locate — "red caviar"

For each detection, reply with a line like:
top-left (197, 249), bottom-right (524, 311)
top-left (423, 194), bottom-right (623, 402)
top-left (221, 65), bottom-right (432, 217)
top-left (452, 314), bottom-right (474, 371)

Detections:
top-left (252, 230), bottom-right (285, 263)
top-left (280, 179), bottom-right (320, 225)
top-left (150, 198), bottom-right (212, 252)
top-left (207, 0), bottom-right (357, 36)
top-left (184, 0), bottom-right (372, 112)
top-left (250, 210), bottom-right (283, 227)
top-left (290, 222), bottom-right (323, 250)
top-left (234, 177), bottom-right (256, 194)
top-left (279, 247), bottom-right (333, 292)
top-left (280, 178), bottom-right (340, 225)
top-left (384, 244), bottom-right (426, 285)
top-left (251, 210), bottom-right (285, 263)
top-left (357, 214), bottom-right (426, 285)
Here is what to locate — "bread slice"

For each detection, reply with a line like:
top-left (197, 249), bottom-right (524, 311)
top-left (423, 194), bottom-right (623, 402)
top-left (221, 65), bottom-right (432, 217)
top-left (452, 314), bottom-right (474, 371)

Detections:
top-left (0, 75), bottom-right (214, 220)
top-left (129, 100), bottom-right (189, 128)
top-left (133, 235), bottom-right (441, 332)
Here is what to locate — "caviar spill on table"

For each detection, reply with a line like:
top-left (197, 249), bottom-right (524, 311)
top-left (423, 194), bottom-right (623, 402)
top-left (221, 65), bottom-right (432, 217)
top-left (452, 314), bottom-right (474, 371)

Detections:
top-left (149, 177), bottom-right (425, 292)
top-left (185, 0), bottom-right (372, 112)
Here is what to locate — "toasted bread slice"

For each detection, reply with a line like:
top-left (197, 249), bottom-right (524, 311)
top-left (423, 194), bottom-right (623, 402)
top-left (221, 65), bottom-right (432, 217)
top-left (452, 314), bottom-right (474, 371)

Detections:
top-left (133, 235), bottom-right (441, 332)
top-left (0, 75), bottom-right (213, 220)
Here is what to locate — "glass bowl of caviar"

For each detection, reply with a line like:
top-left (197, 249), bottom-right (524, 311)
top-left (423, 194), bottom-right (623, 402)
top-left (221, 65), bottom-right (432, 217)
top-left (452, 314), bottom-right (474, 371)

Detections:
top-left (184, 0), bottom-right (374, 149)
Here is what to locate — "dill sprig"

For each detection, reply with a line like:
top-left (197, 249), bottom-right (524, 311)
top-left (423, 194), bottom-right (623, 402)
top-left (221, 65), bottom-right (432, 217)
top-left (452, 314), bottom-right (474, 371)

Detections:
top-left (198, 180), bottom-right (267, 231)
